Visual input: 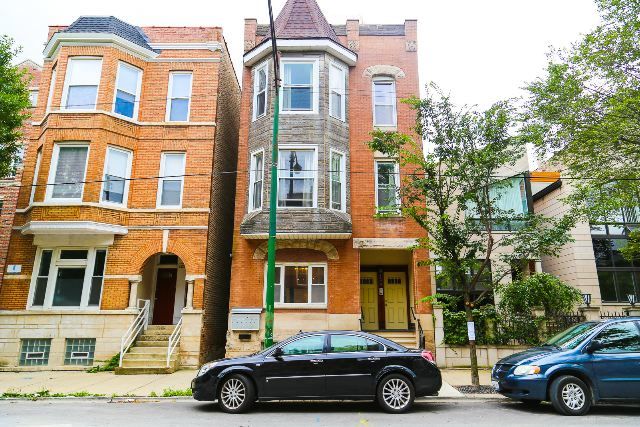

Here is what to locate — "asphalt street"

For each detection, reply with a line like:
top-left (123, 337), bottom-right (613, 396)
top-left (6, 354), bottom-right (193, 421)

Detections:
top-left (1, 398), bottom-right (639, 426)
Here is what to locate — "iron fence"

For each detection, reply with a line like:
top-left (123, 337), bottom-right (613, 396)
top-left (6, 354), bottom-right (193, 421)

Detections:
top-left (545, 311), bottom-right (586, 337)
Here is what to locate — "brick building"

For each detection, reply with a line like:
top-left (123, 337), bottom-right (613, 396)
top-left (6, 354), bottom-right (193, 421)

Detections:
top-left (226, 0), bottom-right (432, 355)
top-left (0, 17), bottom-right (240, 371)
top-left (0, 60), bottom-right (42, 288)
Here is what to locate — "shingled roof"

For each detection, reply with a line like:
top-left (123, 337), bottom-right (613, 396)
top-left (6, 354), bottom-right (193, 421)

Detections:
top-left (268, 0), bottom-right (339, 43)
top-left (61, 16), bottom-right (154, 52)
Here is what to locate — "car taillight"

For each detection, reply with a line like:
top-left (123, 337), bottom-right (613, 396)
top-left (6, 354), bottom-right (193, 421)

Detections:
top-left (421, 350), bottom-right (435, 364)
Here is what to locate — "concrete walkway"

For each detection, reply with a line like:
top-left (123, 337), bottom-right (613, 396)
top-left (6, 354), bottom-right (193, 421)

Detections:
top-left (0, 369), bottom-right (482, 398)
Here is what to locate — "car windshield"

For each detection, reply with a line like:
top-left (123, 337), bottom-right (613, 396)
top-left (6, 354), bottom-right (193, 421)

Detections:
top-left (543, 322), bottom-right (600, 349)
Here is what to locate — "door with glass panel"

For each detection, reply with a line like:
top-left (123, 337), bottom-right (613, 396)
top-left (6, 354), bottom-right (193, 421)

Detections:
top-left (383, 272), bottom-right (408, 329)
top-left (360, 272), bottom-right (379, 330)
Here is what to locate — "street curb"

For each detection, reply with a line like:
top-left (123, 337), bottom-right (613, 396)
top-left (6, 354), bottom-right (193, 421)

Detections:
top-left (1, 395), bottom-right (507, 402)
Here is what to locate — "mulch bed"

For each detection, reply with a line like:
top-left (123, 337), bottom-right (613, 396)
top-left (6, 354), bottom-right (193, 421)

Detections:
top-left (454, 385), bottom-right (497, 394)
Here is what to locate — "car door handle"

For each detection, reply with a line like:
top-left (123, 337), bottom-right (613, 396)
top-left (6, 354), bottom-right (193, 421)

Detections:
top-left (367, 357), bottom-right (380, 361)
top-left (310, 359), bottom-right (324, 364)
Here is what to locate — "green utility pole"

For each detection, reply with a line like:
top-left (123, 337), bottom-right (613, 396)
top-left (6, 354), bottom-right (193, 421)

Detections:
top-left (264, 0), bottom-right (280, 348)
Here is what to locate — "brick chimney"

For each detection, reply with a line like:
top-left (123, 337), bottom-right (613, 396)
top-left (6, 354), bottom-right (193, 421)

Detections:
top-left (244, 18), bottom-right (257, 52)
top-left (404, 19), bottom-right (417, 52)
top-left (346, 19), bottom-right (360, 52)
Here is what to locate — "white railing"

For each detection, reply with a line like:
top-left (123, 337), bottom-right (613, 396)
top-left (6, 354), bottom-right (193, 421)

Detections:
top-left (119, 299), bottom-right (150, 367)
top-left (166, 316), bottom-right (183, 367)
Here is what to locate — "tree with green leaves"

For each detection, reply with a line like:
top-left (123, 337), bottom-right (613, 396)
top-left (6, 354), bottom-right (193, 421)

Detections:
top-left (522, 0), bottom-right (640, 260)
top-left (0, 35), bottom-right (31, 178)
top-left (367, 86), bottom-right (574, 386)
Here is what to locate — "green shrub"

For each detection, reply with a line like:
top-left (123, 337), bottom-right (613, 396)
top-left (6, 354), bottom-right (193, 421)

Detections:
top-left (87, 354), bottom-right (120, 373)
top-left (496, 273), bottom-right (582, 315)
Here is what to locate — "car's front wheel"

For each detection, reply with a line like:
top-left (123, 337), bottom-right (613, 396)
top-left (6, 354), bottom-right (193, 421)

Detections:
top-left (549, 375), bottom-right (591, 416)
top-left (217, 374), bottom-right (255, 414)
top-left (377, 374), bottom-right (415, 413)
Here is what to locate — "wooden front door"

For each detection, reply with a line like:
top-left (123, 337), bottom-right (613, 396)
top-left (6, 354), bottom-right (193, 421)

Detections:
top-left (383, 272), bottom-right (408, 329)
top-left (152, 268), bottom-right (177, 325)
top-left (360, 272), bottom-right (379, 330)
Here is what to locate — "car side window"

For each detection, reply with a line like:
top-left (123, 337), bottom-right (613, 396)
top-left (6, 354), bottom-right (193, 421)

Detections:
top-left (329, 335), bottom-right (385, 353)
top-left (279, 335), bottom-right (325, 356)
top-left (593, 322), bottom-right (640, 353)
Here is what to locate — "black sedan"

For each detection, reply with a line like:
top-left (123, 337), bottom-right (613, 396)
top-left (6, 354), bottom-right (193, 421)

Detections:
top-left (192, 330), bottom-right (442, 413)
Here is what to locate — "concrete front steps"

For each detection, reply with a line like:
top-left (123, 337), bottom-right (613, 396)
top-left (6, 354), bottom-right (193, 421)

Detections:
top-left (115, 325), bottom-right (179, 375)
top-left (370, 330), bottom-right (418, 348)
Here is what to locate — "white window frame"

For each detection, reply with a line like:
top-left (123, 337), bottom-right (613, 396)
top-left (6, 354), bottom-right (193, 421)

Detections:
top-left (27, 247), bottom-right (107, 310)
top-left (329, 61), bottom-right (347, 121)
top-left (46, 67), bottom-right (57, 112)
top-left (112, 61), bottom-right (143, 120)
top-left (165, 71), bottom-right (193, 122)
top-left (248, 149), bottom-right (265, 212)
top-left (252, 62), bottom-right (269, 121)
top-left (45, 143), bottom-right (90, 203)
top-left (329, 149), bottom-right (346, 212)
top-left (100, 146), bottom-right (133, 207)
top-left (277, 145), bottom-right (318, 209)
top-left (156, 152), bottom-right (186, 209)
top-left (264, 262), bottom-right (328, 309)
top-left (375, 159), bottom-right (401, 214)
top-left (30, 148), bottom-right (42, 204)
top-left (29, 90), bottom-right (39, 107)
top-left (280, 57), bottom-right (320, 115)
top-left (61, 57), bottom-right (103, 111)
top-left (372, 77), bottom-right (398, 127)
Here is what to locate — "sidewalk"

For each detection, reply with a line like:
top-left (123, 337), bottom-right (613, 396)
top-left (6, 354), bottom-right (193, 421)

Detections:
top-left (0, 369), bottom-right (489, 398)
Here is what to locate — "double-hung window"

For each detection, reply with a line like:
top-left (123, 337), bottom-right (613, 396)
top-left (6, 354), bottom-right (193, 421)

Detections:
top-left (46, 67), bottom-right (57, 111)
top-left (249, 150), bottom-right (264, 211)
top-left (113, 62), bottom-right (142, 119)
top-left (375, 160), bottom-right (400, 213)
top-left (271, 263), bottom-right (327, 306)
top-left (282, 59), bottom-right (318, 113)
top-left (166, 72), bottom-right (192, 122)
top-left (330, 150), bottom-right (346, 211)
top-left (373, 78), bottom-right (397, 127)
top-left (278, 148), bottom-right (316, 208)
top-left (29, 90), bottom-right (39, 107)
top-left (29, 148), bottom-right (42, 204)
top-left (157, 152), bottom-right (186, 208)
top-left (29, 248), bottom-right (107, 309)
top-left (253, 63), bottom-right (268, 120)
top-left (329, 63), bottom-right (346, 121)
top-left (46, 144), bottom-right (89, 201)
top-left (101, 147), bottom-right (132, 205)
top-left (62, 57), bottom-right (102, 110)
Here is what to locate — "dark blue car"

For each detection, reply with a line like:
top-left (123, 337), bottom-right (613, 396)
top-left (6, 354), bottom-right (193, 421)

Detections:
top-left (492, 317), bottom-right (640, 415)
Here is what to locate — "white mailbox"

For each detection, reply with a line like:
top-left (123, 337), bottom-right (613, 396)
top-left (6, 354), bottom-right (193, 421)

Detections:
top-left (230, 308), bottom-right (262, 331)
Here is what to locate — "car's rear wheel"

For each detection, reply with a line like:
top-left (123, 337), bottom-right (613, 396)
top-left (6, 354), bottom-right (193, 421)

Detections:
top-left (549, 375), bottom-right (591, 416)
top-left (217, 374), bottom-right (255, 414)
top-left (377, 374), bottom-right (415, 413)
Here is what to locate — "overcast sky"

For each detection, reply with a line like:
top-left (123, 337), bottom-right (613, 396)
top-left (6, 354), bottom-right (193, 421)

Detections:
top-left (3, 0), bottom-right (600, 108)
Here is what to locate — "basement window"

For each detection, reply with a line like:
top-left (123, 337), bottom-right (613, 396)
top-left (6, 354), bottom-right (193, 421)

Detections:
top-left (64, 338), bottom-right (96, 366)
top-left (19, 339), bottom-right (51, 366)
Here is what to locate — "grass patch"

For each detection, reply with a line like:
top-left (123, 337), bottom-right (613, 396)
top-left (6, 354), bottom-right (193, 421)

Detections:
top-left (87, 354), bottom-right (120, 373)
top-left (1, 389), bottom-right (105, 399)
top-left (161, 387), bottom-right (192, 397)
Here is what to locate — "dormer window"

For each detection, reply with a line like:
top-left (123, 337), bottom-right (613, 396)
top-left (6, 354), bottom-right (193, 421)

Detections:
top-left (62, 57), bottom-right (103, 110)
top-left (281, 58), bottom-right (319, 114)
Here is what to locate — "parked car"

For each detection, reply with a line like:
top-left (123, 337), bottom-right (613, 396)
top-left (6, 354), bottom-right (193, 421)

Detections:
top-left (492, 317), bottom-right (640, 415)
top-left (192, 330), bottom-right (441, 413)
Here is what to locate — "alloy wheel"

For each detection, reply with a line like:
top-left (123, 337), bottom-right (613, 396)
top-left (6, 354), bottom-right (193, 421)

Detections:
top-left (382, 378), bottom-right (411, 410)
top-left (220, 378), bottom-right (246, 410)
top-left (561, 383), bottom-right (585, 411)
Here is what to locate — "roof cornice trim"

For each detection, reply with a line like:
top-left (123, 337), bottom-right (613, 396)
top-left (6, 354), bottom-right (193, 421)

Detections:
top-left (148, 42), bottom-right (223, 52)
top-left (43, 32), bottom-right (159, 60)
top-left (20, 220), bottom-right (128, 235)
top-left (243, 38), bottom-right (357, 66)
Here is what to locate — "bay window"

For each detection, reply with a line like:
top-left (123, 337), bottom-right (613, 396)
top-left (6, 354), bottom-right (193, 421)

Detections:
top-left (113, 62), bottom-right (142, 119)
top-left (166, 72), bottom-right (192, 122)
top-left (29, 248), bottom-right (107, 309)
top-left (270, 263), bottom-right (327, 306)
top-left (253, 63), bottom-right (268, 119)
top-left (375, 160), bottom-right (400, 213)
top-left (281, 59), bottom-right (318, 113)
top-left (29, 148), bottom-right (42, 204)
top-left (329, 63), bottom-right (346, 121)
top-left (101, 147), bottom-right (132, 205)
top-left (373, 78), bottom-right (397, 127)
top-left (330, 150), bottom-right (345, 211)
top-left (278, 148), bottom-right (316, 208)
top-left (157, 152), bottom-right (186, 208)
top-left (46, 67), bottom-right (56, 111)
top-left (62, 57), bottom-right (102, 110)
top-left (46, 144), bottom-right (89, 201)
top-left (249, 150), bottom-right (264, 211)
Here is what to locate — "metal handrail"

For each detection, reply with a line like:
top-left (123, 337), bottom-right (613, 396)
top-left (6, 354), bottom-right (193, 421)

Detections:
top-left (166, 317), bottom-right (183, 367)
top-left (410, 306), bottom-right (425, 349)
top-left (119, 299), bottom-right (150, 367)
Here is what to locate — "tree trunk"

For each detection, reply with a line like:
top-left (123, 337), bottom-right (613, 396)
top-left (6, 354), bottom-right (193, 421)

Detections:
top-left (464, 296), bottom-right (480, 387)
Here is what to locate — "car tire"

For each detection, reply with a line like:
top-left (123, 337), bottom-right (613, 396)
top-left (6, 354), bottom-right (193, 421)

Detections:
top-left (549, 375), bottom-right (591, 416)
top-left (217, 374), bottom-right (255, 414)
top-left (377, 373), bottom-right (415, 413)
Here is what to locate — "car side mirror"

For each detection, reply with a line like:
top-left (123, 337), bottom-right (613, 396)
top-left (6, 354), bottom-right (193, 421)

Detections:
top-left (272, 347), bottom-right (284, 359)
top-left (586, 340), bottom-right (604, 354)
